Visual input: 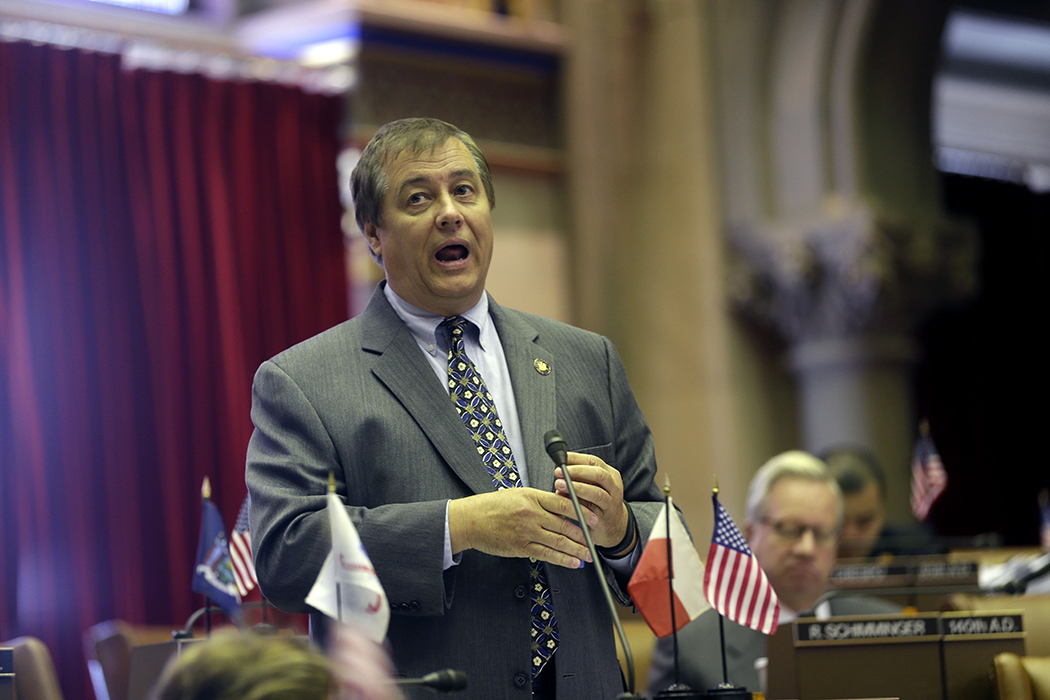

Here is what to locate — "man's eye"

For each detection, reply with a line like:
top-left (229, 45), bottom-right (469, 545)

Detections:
top-left (407, 193), bottom-right (427, 205)
top-left (778, 524), bottom-right (805, 539)
top-left (455, 184), bottom-right (474, 196)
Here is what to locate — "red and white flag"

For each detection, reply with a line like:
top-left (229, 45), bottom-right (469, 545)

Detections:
top-left (911, 422), bottom-right (947, 522)
top-left (704, 495), bottom-right (780, 635)
top-left (306, 491), bottom-right (390, 643)
top-left (627, 497), bottom-right (709, 638)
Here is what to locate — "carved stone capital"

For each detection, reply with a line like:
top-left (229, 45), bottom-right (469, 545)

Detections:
top-left (728, 196), bottom-right (977, 344)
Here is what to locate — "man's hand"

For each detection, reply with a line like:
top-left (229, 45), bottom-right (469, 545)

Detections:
top-left (448, 488), bottom-right (596, 569)
top-left (554, 452), bottom-right (631, 551)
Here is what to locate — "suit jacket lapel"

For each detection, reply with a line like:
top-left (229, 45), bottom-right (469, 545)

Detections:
top-left (489, 297), bottom-right (557, 492)
top-left (361, 286), bottom-right (495, 497)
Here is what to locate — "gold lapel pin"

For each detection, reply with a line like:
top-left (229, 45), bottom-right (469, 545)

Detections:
top-left (534, 359), bottom-right (551, 375)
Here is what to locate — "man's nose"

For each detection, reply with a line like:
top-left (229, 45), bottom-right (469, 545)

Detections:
top-left (792, 529), bottom-right (818, 554)
top-left (436, 194), bottom-right (462, 229)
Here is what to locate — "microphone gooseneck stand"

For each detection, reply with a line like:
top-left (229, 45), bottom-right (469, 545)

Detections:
top-left (543, 429), bottom-right (642, 700)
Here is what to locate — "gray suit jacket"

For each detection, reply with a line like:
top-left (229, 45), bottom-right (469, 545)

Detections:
top-left (646, 595), bottom-right (903, 697)
top-left (246, 285), bottom-right (664, 699)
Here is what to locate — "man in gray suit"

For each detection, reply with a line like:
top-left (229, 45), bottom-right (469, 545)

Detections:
top-left (246, 118), bottom-right (664, 699)
top-left (647, 451), bottom-right (899, 697)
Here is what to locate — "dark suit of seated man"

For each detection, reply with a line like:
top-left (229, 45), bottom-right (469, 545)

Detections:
top-left (647, 451), bottom-right (900, 697)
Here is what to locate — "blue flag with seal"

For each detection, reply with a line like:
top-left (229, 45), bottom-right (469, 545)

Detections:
top-left (192, 483), bottom-right (242, 623)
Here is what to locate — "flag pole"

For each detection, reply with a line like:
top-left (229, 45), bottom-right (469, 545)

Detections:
top-left (713, 479), bottom-right (729, 687)
top-left (661, 476), bottom-right (682, 686)
top-left (328, 472), bottom-right (343, 624)
top-left (201, 477), bottom-right (213, 636)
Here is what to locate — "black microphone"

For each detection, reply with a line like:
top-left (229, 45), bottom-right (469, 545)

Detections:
top-left (394, 669), bottom-right (468, 692)
top-left (543, 428), bottom-right (643, 700)
top-left (544, 429), bottom-right (568, 468)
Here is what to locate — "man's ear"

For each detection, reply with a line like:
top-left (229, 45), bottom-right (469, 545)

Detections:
top-left (363, 223), bottom-right (382, 259)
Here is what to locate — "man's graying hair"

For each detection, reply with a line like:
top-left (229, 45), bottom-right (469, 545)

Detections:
top-left (350, 118), bottom-right (495, 263)
top-left (745, 450), bottom-right (844, 526)
top-left (149, 631), bottom-right (333, 700)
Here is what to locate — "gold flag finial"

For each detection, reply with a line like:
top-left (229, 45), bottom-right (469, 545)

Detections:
top-left (201, 476), bottom-right (211, 500)
top-left (712, 475), bottom-right (719, 497)
top-left (662, 474), bottom-right (671, 497)
top-left (327, 471), bottom-right (336, 493)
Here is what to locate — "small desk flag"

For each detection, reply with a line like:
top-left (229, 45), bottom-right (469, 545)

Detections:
top-left (229, 494), bottom-right (257, 598)
top-left (306, 492), bottom-right (389, 643)
top-left (705, 495), bottom-right (779, 635)
top-left (627, 497), bottom-right (709, 638)
top-left (910, 421), bottom-right (947, 522)
top-left (192, 496), bottom-right (242, 622)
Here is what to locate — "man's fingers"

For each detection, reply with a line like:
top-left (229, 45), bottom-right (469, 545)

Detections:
top-left (450, 489), bottom-right (597, 564)
top-left (529, 542), bottom-right (588, 570)
top-left (530, 525), bottom-right (593, 567)
top-left (517, 493), bottom-right (593, 565)
top-left (553, 455), bottom-right (629, 550)
top-left (554, 465), bottom-right (622, 514)
top-left (554, 478), bottom-right (611, 515)
top-left (538, 488), bottom-right (599, 528)
top-left (558, 459), bottom-right (623, 493)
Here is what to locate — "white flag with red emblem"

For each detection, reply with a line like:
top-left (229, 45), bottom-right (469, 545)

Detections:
top-left (627, 498), bottom-right (709, 638)
top-left (306, 491), bottom-right (389, 643)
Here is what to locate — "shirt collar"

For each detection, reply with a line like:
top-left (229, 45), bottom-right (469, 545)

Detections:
top-left (383, 283), bottom-right (491, 351)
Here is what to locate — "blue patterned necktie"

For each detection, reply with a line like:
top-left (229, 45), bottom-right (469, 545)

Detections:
top-left (441, 315), bottom-right (559, 677)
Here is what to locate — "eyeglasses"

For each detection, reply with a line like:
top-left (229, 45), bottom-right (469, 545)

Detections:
top-left (759, 518), bottom-right (838, 547)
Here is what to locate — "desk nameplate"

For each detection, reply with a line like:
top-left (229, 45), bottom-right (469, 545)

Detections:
top-left (830, 559), bottom-right (979, 589)
top-left (830, 563), bottom-right (911, 588)
top-left (793, 614), bottom-right (941, 647)
top-left (940, 610), bottom-right (1026, 643)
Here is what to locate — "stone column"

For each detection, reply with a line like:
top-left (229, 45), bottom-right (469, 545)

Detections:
top-left (730, 197), bottom-right (975, 520)
top-left (563, 0), bottom-right (741, 529)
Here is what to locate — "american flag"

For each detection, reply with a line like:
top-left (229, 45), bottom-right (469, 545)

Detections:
top-left (910, 424), bottom-right (947, 521)
top-left (229, 494), bottom-right (257, 597)
top-left (704, 495), bottom-right (780, 635)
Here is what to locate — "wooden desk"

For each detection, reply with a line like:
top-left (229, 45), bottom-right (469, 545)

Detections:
top-left (767, 611), bottom-right (1025, 700)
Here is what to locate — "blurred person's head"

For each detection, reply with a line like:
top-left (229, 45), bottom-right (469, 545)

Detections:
top-left (151, 627), bottom-right (405, 700)
top-left (744, 450), bottom-right (843, 613)
top-left (821, 445), bottom-right (886, 559)
top-left (150, 631), bottom-right (334, 700)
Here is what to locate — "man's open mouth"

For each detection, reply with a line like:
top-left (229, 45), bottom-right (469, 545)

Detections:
top-left (436, 245), bottom-right (468, 262)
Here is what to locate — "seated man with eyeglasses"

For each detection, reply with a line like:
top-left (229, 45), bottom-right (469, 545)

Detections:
top-left (646, 450), bottom-right (900, 697)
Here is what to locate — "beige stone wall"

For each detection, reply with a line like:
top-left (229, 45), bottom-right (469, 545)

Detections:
top-left (487, 171), bottom-right (571, 323)
top-left (560, 0), bottom-right (794, 534)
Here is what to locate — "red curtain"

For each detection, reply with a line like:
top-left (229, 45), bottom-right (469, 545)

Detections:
top-left (0, 40), bottom-right (348, 698)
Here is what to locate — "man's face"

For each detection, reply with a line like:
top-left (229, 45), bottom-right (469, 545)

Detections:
top-left (365, 138), bottom-right (493, 317)
top-left (839, 482), bottom-right (885, 559)
top-left (745, 477), bottom-right (840, 613)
